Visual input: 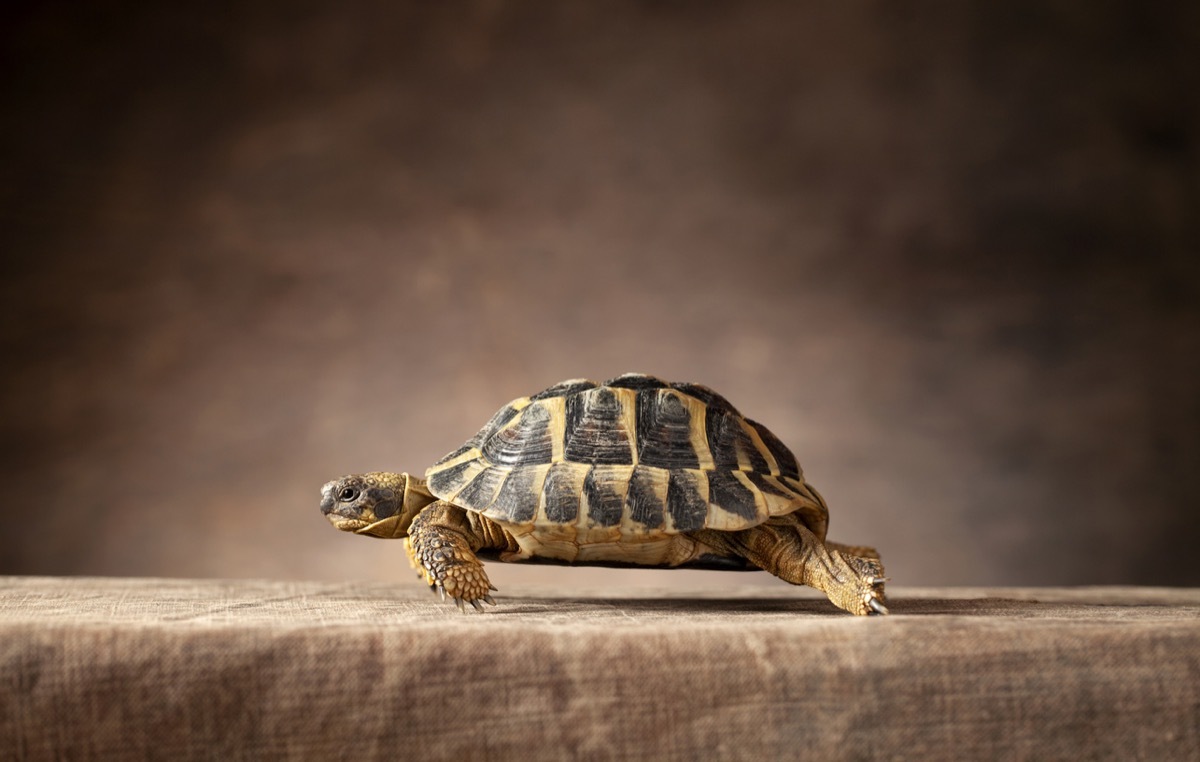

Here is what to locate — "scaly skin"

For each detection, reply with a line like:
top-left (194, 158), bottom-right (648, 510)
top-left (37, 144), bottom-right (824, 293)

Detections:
top-left (405, 501), bottom-right (503, 611)
top-left (693, 514), bottom-right (888, 616)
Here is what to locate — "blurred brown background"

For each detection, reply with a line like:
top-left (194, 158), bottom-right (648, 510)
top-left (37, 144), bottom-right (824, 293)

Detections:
top-left (2, 1), bottom-right (1197, 591)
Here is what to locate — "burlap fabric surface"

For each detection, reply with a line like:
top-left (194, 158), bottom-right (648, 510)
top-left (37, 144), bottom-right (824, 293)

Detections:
top-left (1, 578), bottom-right (1197, 761)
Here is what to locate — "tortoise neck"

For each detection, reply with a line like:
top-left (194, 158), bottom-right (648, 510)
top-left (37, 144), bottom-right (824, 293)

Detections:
top-left (399, 474), bottom-right (438, 533)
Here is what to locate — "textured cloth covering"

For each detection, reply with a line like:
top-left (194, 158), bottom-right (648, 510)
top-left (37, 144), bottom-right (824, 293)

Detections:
top-left (1, 578), bottom-right (1198, 761)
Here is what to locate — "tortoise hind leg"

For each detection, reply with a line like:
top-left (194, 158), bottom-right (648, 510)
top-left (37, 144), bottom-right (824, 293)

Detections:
top-left (694, 518), bottom-right (888, 616)
top-left (825, 540), bottom-right (881, 561)
top-left (406, 501), bottom-right (500, 611)
top-left (824, 540), bottom-right (887, 588)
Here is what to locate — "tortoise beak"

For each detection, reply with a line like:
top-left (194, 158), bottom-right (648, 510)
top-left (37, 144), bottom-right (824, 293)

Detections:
top-left (319, 482), bottom-right (339, 516)
top-left (329, 516), bottom-right (370, 532)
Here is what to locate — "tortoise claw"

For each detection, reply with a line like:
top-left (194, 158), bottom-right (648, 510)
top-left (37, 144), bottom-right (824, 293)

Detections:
top-left (437, 584), bottom-right (446, 602)
top-left (470, 599), bottom-right (484, 612)
top-left (455, 597), bottom-right (466, 613)
top-left (867, 598), bottom-right (889, 616)
top-left (483, 594), bottom-right (496, 606)
top-left (488, 583), bottom-right (498, 591)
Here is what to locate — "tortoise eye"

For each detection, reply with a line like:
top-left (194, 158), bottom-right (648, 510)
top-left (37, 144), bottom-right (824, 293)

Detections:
top-left (338, 486), bottom-right (360, 502)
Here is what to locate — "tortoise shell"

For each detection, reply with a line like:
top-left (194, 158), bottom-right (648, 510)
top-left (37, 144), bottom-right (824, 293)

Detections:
top-left (424, 373), bottom-right (828, 538)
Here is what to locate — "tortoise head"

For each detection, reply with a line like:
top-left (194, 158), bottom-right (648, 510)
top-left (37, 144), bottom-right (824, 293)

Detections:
top-left (320, 472), bottom-right (435, 539)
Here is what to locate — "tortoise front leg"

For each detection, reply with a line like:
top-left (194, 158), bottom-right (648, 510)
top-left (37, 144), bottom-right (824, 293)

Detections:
top-left (695, 518), bottom-right (888, 616)
top-left (405, 501), bottom-right (500, 612)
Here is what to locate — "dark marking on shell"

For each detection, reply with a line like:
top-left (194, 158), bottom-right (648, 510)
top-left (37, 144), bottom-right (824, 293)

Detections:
top-left (745, 472), bottom-right (796, 499)
top-left (667, 470), bottom-right (708, 531)
top-left (747, 419), bottom-right (801, 479)
top-left (670, 382), bottom-right (739, 415)
top-left (488, 466), bottom-right (543, 523)
top-left (482, 402), bottom-right (555, 466)
top-left (707, 472), bottom-right (759, 520)
top-left (542, 463), bottom-right (582, 523)
top-left (706, 408), bottom-right (736, 468)
top-left (454, 467), bottom-right (508, 511)
top-left (604, 373), bottom-right (668, 391)
top-left (706, 415), bottom-right (768, 473)
top-left (583, 467), bottom-right (626, 526)
top-left (530, 378), bottom-right (597, 400)
top-left (636, 390), bottom-right (700, 469)
top-left (565, 387), bottom-right (634, 465)
top-left (467, 402), bottom-right (523, 447)
top-left (737, 432), bottom-right (771, 474)
top-left (626, 467), bottom-right (666, 529)
top-left (427, 460), bottom-right (475, 496)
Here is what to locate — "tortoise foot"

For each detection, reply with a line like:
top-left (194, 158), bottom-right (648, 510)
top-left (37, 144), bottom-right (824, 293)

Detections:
top-left (406, 510), bottom-right (497, 613)
top-left (437, 560), bottom-right (496, 612)
top-left (831, 550), bottom-right (889, 616)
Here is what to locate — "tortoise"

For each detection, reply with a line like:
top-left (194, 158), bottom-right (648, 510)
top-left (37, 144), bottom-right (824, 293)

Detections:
top-left (320, 373), bottom-right (887, 615)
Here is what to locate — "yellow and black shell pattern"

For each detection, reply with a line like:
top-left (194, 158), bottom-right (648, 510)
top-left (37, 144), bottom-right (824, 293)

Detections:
top-left (424, 374), bottom-right (829, 538)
